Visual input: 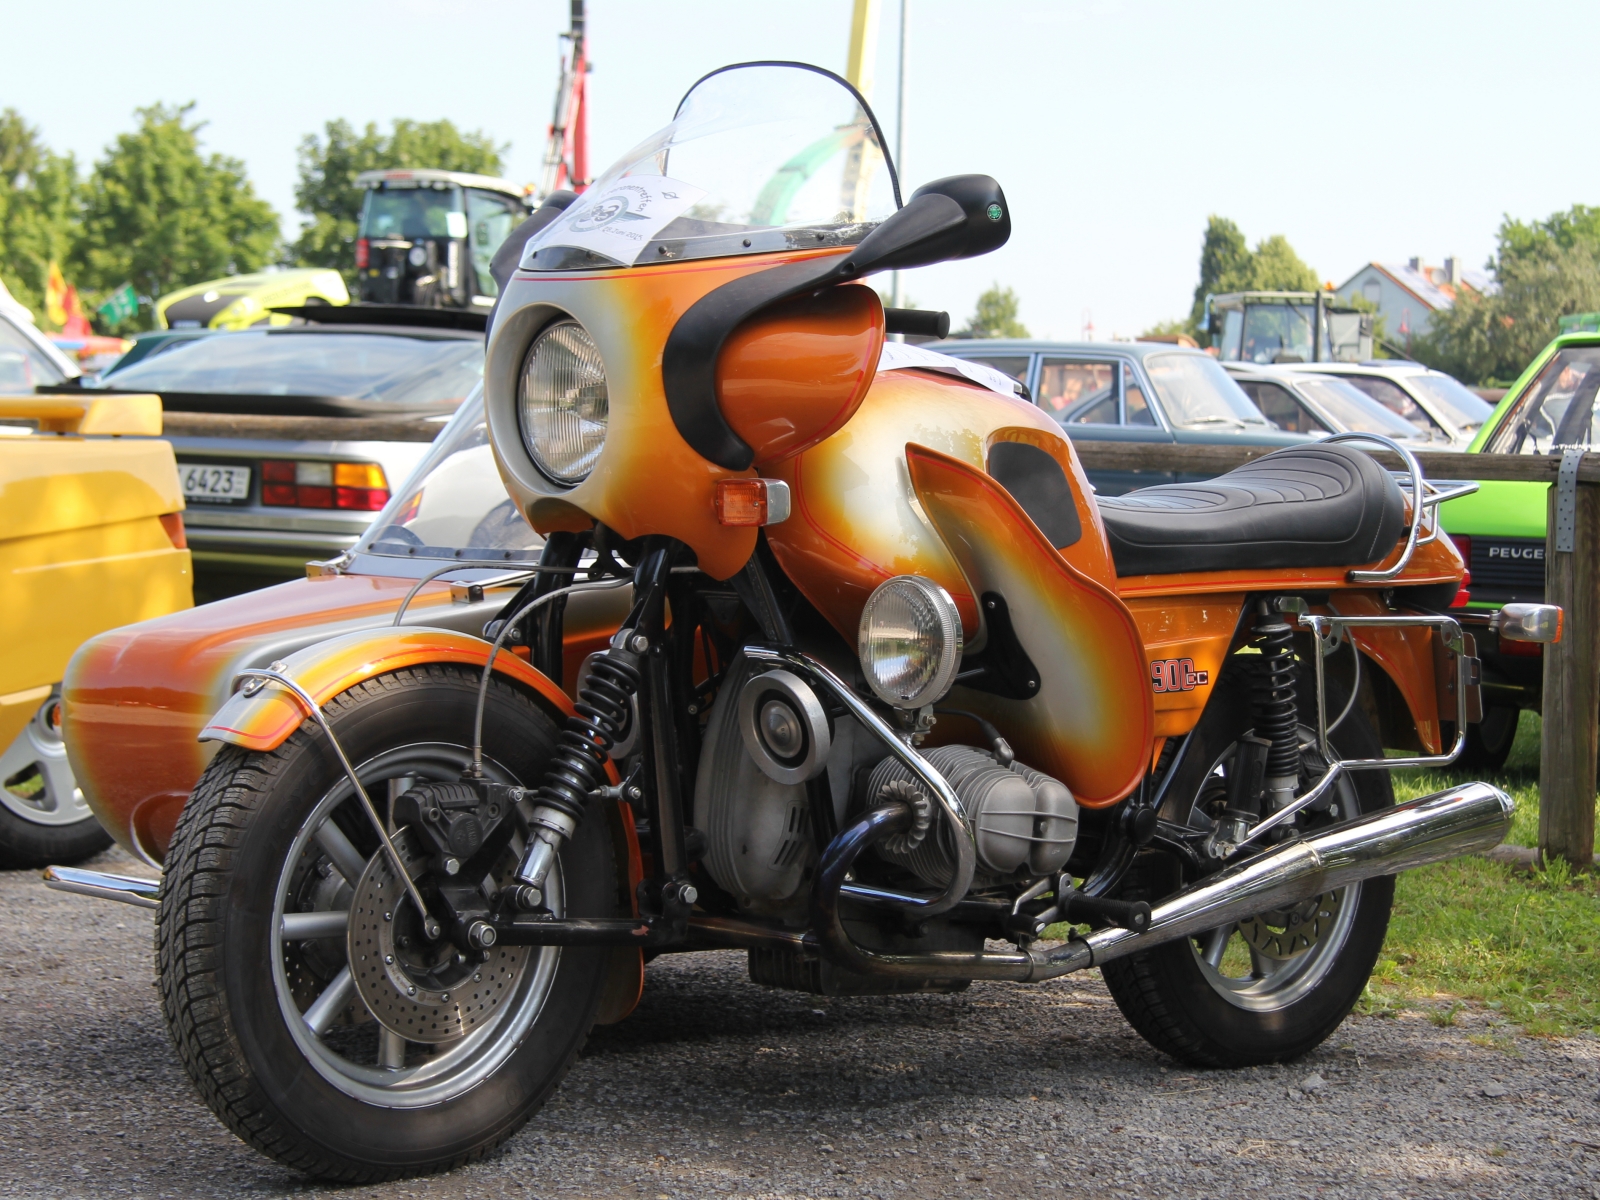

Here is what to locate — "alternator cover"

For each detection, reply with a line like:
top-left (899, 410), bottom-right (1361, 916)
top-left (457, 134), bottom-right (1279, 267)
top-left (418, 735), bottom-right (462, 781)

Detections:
top-left (347, 830), bottom-right (530, 1044)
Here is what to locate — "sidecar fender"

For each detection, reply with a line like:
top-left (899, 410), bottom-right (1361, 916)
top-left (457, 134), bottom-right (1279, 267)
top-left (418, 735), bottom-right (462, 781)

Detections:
top-left (199, 626), bottom-right (579, 751)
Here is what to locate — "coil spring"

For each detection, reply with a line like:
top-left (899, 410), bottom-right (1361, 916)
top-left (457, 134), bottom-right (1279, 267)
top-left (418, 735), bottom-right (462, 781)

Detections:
top-left (534, 647), bottom-right (642, 821)
top-left (1251, 613), bottom-right (1302, 782)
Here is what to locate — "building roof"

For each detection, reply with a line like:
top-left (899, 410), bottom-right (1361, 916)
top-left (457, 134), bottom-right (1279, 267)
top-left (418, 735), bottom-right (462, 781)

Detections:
top-left (1338, 260), bottom-right (1496, 312)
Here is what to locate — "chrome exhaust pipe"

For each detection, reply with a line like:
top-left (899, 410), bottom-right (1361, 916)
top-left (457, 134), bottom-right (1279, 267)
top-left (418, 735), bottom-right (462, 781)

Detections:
top-left (814, 781), bottom-right (1513, 982)
top-left (42, 865), bottom-right (160, 909)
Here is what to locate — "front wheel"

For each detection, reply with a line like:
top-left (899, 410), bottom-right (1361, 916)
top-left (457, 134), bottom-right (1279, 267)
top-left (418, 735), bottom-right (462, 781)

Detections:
top-left (157, 665), bottom-right (618, 1181)
top-left (1102, 669), bottom-right (1394, 1067)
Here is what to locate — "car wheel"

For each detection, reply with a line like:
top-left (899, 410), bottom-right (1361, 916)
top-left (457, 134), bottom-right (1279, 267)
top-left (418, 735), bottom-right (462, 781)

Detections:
top-left (0, 690), bottom-right (112, 869)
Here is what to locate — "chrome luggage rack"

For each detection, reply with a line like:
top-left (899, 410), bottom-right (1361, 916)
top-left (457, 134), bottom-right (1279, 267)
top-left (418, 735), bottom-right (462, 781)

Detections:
top-left (1322, 433), bottom-right (1478, 583)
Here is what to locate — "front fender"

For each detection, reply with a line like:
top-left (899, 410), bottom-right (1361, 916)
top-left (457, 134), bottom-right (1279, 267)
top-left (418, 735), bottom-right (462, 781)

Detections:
top-left (200, 626), bottom-right (577, 750)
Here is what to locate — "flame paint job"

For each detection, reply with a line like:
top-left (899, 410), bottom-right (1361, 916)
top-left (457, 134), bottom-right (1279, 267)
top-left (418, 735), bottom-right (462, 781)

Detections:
top-left (62, 572), bottom-right (627, 864)
top-left (764, 368), bottom-right (1111, 642)
top-left (906, 444), bottom-right (1153, 807)
top-left (487, 248), bottom-right (863, 581)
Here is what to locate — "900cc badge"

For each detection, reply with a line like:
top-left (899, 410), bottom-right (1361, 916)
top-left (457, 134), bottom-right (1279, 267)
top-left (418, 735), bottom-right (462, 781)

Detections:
top-left (1150, 657), bottom-right (1208, 692)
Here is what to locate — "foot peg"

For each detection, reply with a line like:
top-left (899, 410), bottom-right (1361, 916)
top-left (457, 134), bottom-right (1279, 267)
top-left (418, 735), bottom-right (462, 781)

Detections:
top-left (1060, 892), bottom-right (1151, 933)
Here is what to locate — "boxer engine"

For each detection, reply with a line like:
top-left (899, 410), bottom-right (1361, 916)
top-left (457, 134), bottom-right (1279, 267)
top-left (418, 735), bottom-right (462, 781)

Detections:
top-left (694, 652), bottom-right (1079, 914)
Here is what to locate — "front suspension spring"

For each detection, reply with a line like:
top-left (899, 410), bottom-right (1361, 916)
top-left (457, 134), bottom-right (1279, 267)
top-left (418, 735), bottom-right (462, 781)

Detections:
top-left (535, 646), bottom-right (642, 823)
top-left (1251, 611), bottom-right (1301, 783)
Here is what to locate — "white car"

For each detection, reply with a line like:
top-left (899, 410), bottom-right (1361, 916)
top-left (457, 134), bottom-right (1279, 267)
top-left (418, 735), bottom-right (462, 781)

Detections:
top-left (1290, 361), bottom-right (1493, 448)
top-left (1224, 363), bottom-right (1435, 446)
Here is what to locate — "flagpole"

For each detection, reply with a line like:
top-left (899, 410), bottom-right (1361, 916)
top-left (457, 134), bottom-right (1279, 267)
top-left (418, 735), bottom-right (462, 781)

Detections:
top-left (889, 0), bottom-right (909, 319)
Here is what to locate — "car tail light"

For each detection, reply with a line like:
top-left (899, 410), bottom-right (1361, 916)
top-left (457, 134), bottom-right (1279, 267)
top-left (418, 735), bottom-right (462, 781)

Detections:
top-left (1448, 534), bottom-right (1471, 607)
top-left (158, 512), bottom-right (187, 549)
top-left (355, 238), bottom-right (369, 269)
top-left (262, 460), bottom-right (389, 510)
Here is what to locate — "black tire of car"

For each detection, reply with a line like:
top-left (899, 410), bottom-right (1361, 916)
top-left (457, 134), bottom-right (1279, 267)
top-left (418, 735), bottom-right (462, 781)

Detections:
top-left (1458, 704), bottom-right (1519, 772)
top-left (0, 804), bottom-right (112, 870)
top-left (156, 664), bottom-right (617, 1182)
top-left (1101, 668), bottom-right (1395, 1068)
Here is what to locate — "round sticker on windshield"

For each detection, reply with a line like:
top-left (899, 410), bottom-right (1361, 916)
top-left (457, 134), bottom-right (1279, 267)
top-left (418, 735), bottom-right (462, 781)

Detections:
top-left (986, 203), bottom-right (1003, 221)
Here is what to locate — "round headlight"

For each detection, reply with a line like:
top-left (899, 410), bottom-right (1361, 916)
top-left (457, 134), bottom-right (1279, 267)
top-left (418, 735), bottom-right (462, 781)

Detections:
top-left (857, 576), bottom-right (964, 709)
top-left (518, 320), bottom-right (608, 485)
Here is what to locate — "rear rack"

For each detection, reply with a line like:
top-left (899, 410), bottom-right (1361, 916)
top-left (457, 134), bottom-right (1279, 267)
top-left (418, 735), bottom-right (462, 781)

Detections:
top-left (1323, 433), bottom-right (1478, 583)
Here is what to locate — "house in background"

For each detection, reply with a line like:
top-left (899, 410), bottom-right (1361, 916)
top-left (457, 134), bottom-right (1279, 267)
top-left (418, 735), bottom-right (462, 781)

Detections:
top-left (1334, 258), bottom-right (1494, 354)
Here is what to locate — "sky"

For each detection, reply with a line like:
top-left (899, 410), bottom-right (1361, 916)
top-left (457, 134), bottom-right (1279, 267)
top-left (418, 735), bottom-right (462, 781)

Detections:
top-left (6, 0), bottom-right (1599, 339)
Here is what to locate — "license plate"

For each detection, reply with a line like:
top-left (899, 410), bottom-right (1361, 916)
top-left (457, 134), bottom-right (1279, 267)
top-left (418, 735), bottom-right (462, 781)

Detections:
top-left (180, 463), bottom-right (252, 504)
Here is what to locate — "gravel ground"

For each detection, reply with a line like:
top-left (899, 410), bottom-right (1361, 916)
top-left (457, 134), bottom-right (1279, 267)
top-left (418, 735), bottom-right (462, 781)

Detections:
top-left (4, 846), bottom-right (1599, 1200)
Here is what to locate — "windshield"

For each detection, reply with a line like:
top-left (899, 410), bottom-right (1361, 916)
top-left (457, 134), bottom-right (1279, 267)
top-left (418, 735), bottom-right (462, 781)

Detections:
top-left (1488, 345), bottom-right (1600, 454)
top-left (1295, 377), bottom-right (1421, 440)
top-left (360, 186), bottom-right (461, 241)
top-left (0, 316), bottom-right (70, 388)
top-left (359, 387), bottom-right (544, 561)
top-left (91, 329), bottom-right (483, 411)
top-left (524, 62), bottom-right (900, 271)
top-left (1144, 353), bottom-right (1270, 428)
top-left (1407, 372), bottom-right (1493, 433)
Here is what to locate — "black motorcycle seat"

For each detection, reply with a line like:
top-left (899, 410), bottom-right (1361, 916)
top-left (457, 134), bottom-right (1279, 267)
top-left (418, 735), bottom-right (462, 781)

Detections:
top-left (1095, 444), bottom-right (1406, 577)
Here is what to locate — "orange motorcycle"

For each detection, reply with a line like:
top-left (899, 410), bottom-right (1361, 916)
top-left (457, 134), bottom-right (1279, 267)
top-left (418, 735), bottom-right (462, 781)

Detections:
top-left (148, 64), bottom-right (1557, 1179)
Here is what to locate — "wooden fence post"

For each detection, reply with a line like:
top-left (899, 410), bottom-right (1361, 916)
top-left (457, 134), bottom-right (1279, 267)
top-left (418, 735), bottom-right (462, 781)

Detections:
top-left (1540, 466), bottom-right (1599, 868)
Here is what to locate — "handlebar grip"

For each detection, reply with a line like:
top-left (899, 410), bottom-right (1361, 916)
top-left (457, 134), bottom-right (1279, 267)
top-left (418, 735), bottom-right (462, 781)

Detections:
top-left (884, 308), bottom-right (951, 339)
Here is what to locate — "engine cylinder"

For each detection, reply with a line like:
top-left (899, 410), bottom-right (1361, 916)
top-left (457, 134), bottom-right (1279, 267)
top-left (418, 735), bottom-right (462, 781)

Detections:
top-left (865, 745), bottom-right (1078, 884)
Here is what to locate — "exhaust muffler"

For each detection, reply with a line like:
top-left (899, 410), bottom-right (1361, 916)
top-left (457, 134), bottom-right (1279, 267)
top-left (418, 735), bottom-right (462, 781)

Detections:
top-left (814, 781), bottom-right (1513, 982)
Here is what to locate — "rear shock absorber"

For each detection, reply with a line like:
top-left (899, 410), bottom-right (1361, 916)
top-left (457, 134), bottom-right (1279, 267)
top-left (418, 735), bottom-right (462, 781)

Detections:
top-left (515, 630), bottom-right (643, 889)
top-left (1251, 601), bottom-right (1302, 813)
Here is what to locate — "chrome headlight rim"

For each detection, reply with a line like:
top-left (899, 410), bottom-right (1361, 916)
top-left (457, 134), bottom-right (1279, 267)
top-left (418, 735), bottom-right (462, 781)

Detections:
top-left (517, 318), bottom-right (609, 487)
top-left (857, 575), bottom-right (965, 710)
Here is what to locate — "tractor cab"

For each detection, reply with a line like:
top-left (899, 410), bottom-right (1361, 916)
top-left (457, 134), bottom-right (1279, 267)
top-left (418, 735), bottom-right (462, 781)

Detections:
top-left (1208, 290), bottom-right (1373, 365)
top-left (354, 169), bottom-right (530, 309)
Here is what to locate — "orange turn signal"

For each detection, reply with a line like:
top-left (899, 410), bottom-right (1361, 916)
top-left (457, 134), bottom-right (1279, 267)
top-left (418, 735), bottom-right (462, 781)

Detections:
top-left (714, 478), bottom-right (792, 527)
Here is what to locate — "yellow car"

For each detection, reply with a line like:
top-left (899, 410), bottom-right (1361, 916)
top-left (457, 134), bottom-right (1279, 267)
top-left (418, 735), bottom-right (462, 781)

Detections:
top-left (0, 392), bottom-right (191, 866)
top-left (156, 267), bottom-right (349, 331)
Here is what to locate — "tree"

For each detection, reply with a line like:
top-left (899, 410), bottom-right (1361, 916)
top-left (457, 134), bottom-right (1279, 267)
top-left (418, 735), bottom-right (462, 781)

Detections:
top-left (1185, 216), bottom-right (1320, 341)
top-left (291, 119), bottom-right (508, 278)
top-left (72, 103), bottom-right (279, 329)
top-left (0, 109), bottom-right (79, 320)
top-left (957, 283), bottom-right (1029, 339)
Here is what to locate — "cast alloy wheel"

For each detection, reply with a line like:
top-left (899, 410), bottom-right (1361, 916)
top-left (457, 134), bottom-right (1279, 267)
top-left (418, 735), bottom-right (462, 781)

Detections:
top-left (0, 691), bottom-right (111, 869)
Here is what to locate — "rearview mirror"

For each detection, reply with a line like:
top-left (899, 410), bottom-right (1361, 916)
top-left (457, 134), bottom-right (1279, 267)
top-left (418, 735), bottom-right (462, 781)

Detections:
top-left (848, 175), bottom-right (1012, 275)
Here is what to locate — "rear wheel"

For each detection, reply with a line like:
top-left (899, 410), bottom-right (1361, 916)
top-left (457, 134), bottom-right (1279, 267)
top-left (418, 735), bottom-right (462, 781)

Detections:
top-left (1459, 704), bottom-right (1519, 772)
top-left (0, 690), bottom-right (111, 869)
top-left (1102, 669), bottom-right (1394, 1067)
top-left (157, 664), bottom-right (617, 1181)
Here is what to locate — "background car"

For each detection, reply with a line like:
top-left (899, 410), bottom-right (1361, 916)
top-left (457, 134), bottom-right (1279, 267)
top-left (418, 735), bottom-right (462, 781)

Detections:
top-left (1294, 361), bottom-right (1493, 448)
top-left (1, 390), bottom-right (190, 868)
top-left (928, 338), bottom-right (1307, 493)
top-left (60, 387), bottom-right (628, 866)
top-left (1440, 330), bottom-right (1598, 768)
top-left (156, 267), bottom-right (350, 331)
top-left (87, 304), bottom-right (483, 599)
top-left (1225, 362), bottom-right (1434, 444)
top-left (0, 300), bottom-right (81, 392)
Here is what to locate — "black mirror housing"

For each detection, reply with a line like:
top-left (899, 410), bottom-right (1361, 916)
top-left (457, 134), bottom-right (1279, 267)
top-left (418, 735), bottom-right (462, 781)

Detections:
top-left (909, 175), bottom-right (1011, 261)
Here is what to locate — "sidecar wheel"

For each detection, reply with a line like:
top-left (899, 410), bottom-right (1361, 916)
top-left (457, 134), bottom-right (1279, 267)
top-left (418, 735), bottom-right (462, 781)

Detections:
top-left (1102, 671), bottom-right (1393, 1068)
top-left (157, 664), bottom-right (618, 1181)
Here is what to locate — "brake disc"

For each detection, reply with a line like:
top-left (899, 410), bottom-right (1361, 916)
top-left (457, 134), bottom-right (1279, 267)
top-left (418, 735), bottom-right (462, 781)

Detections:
top-left (1237, 888), bottom-right (1345, 961)
top-left (347, 830), bottom-right (530, 1044)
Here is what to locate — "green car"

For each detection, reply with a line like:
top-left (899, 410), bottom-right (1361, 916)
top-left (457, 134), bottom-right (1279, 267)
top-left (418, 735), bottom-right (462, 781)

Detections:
top-left (1439, 330), bottom-right (1600, 766)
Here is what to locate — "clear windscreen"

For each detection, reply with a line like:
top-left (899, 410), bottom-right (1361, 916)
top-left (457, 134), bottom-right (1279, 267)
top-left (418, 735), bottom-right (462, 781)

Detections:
top-left (358, 386), bottom-right (544, 562)
top-left (524, 63), bottom-right (900, 270)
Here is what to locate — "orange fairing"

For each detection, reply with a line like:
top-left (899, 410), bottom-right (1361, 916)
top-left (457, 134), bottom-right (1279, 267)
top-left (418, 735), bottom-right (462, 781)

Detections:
top-left (764, 368), bottom-right (1111, 642)
top-left (201, 627), bottom-right (581, 752)
top-left (716, 284), bottom-right (885, 465)
top-left (906, 444), bottom-right (1153, 807)
top-left (488, 248), bottom-right (862, 581)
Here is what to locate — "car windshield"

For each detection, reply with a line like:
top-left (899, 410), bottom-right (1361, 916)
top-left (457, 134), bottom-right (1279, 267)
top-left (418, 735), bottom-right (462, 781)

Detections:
top-left (1488, 345), bottom-right (1600, 454)
top-left (91, 329), bottom-right (483, 411)
top-left (524, 62), bottom-right (900, 270)
top-left (358, 387), bottom-right (544, 562)
top-left (1407, 372), bottom-right (1494, 433)
top-left (0, 316), bottom-right (70, 388)
top-left (1294, 377), bottom-right (1422, 440)
top-left (1144, 353), bottom-right (1270, 429)
top-left (360, 187), bottom-right (460, 240)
